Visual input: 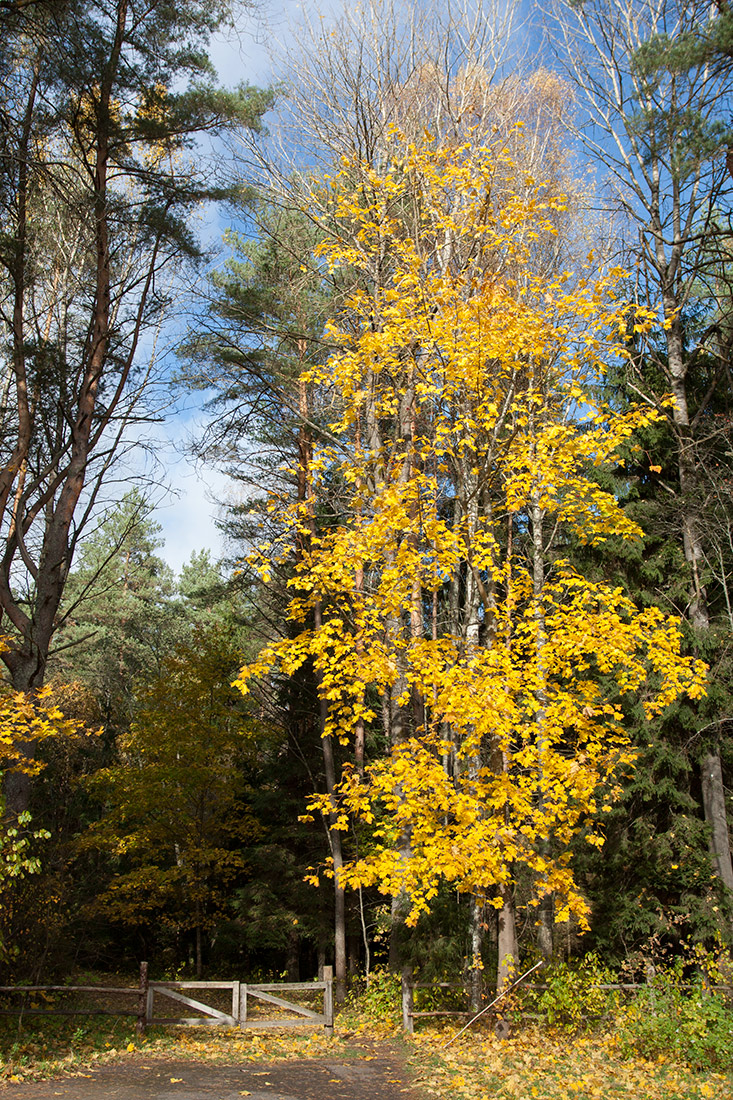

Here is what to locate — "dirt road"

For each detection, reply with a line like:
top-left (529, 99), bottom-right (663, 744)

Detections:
top-left (1, 1047), bottom-right (422, 1100)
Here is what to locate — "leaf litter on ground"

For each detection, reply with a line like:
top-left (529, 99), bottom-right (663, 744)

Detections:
top-left (408, 1022), bottom-right (733, 1100)
top-left (0, 1013), bottom-right (731, 1099)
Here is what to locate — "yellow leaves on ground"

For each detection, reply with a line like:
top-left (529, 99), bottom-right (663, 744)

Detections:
top-left (1, 1014), bottom-right (730, 1098)
top-left (0, 1018), bottom-right (344, 1083)
top-left (411, 1025), bottom-right (733, 1100)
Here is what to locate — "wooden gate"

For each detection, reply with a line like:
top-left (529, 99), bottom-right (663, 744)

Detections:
top-left (146, 968), bottom-right (333, 1034)
top-left (147, 981), bottom-right (240, 1027)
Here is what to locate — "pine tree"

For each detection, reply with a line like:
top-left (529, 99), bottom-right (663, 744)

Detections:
top-left (0, 0), bottom-right (271, 811)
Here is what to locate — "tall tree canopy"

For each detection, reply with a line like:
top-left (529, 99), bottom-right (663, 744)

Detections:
top-left (0, 0), bottom-right (270, 810)
top-left (235, 132), bottom-right (706, 988)
top-left (553, 0), bottom-right (733, 917)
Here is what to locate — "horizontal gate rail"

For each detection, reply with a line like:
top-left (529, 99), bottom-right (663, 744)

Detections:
top-left (0, 985), bottom-right (136, 994)
top-left (0, 966), bottom-right (148, 1031)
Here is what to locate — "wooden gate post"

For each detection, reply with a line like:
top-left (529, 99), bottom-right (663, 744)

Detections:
top-left (137, 961), bottom-right (149, 1036)
top-left (239, 983), bottom-right (248, 1030)
top-left (323, 965), bottom-right (334, 1036)
top-left (401, 967), bottom-right (414, 1034)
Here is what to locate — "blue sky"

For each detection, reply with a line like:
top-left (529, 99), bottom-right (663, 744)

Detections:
top-left (149, 3), bottom-right (295, 574)
top-left (150, 0), bottom-right (537, 574)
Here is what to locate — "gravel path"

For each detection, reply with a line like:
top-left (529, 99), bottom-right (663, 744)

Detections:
top-left (0, 1047), bottom-right (422, 1100)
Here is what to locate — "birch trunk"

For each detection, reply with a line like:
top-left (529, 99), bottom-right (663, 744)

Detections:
top-left (299, 369), bottom-right (347, 1002)
top-left (316, 637), bottom-right (348, 1004)
top-left (469, 896), bottom-right (485, 1011)
top-left (530, 493), bottom-right (553, 960)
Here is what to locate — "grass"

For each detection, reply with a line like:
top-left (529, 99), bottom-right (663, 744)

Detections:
top-left (0, 997), bottom-right (731, 1098)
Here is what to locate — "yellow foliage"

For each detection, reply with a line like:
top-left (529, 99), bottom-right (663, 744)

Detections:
top-left (234, 132), bottom-right (705, 928)
top-left (0, 642), bottom-right (95, 780)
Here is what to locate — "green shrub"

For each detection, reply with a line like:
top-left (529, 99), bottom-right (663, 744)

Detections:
top-left (348, 967), bottom-right (402, 1022)
top-left (616, 965), bottom-right (733, 1072)
top-left (535, 954), bottom-right (619, 1032)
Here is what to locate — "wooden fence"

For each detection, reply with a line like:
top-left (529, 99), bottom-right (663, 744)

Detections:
top-left (0, 963), bottom-right (148, 1032)
top-left (400, 968), bottom-right (733, 1033)
top-left (0, 962), bottom-right (334, 1035)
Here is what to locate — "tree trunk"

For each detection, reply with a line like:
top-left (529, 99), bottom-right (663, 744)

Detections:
top-left (531, 493), bottom-right (553, 961)
top-left (701, 750), bottom-right (733, 892)
top-left (385, 618), bottom-right (412, 967)
top-left (286, 928), bottom-right (300, 981)
top-left (2, 646), bottom-right (51, 814)
top-left (496, 886), bottom-right (517, 993)
top-left (347, 933), bottom-right (360, 979)
top-left (388, 828), bottom-right (412, 970)
top-left (469, 895), bottom-right (484, 1011)
top-left (537, 894), bottom-right (554, 960)
top-left (1, 8), bottom-right (120, 815)
top-left (318, 680), bottom-right (348, 1004)
top-left (299, 373), bottom-right (347, 1004)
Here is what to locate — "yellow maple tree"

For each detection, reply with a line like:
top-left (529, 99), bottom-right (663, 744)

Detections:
top-left (234, 131), bottom-right (705, 954)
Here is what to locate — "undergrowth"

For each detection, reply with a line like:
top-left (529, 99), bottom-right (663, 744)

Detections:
top-left (0, 963), bottom-right (731, 1098)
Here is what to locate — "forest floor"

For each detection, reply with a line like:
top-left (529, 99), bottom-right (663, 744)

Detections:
top-left (0, 1014), bottom-right (731, 1099)
top-left (0, 1037), bottom-right (417, 1099)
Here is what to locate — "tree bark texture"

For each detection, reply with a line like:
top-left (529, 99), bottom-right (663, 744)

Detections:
top-left (701, 750), bottom-right (733, 892)
top-left (496, 887), bottom-right (517, 993)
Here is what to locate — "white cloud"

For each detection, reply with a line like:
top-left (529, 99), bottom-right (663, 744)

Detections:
top-left (110, 399), bottom-right (239, 575)
top-left (154, 455), bottom-right (232, 574)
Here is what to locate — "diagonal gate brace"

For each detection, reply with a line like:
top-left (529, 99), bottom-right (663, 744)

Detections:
top-left (151, 985), bottom-right (235, 1024)
top-left (247, 988), bottom-right (324, 1021)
